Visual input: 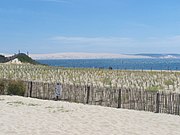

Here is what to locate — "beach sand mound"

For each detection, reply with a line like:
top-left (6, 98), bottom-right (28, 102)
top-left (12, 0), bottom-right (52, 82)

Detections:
top-left (5, 58), bottom-right (22, 64)
top-left (0, 96), bottom-right (180, 135)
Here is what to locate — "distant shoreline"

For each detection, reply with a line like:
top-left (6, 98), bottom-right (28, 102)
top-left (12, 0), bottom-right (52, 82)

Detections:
top-left (3, 52), bottom-right (180, 60)
top-left (30, 52), bottom-right (151, 60)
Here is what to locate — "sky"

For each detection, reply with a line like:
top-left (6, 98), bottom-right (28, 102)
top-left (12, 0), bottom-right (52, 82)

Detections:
top-left (0, 0), bottom-right (180, 54)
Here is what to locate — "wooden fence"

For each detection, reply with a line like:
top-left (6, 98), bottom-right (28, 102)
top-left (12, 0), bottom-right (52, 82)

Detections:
top-left (1, 80), bottom-right (180, 115)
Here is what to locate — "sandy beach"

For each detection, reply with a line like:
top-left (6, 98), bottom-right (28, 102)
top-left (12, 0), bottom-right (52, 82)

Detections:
top-left (0, 96), bottom-right (180, 135)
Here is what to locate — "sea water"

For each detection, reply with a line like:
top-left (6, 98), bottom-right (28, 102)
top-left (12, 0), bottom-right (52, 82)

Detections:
top-left (37, 59), bottom-right (180, 70)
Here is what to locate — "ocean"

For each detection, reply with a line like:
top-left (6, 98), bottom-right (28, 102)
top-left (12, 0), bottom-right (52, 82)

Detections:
top-left (37, 59), bottom-right (180, 70)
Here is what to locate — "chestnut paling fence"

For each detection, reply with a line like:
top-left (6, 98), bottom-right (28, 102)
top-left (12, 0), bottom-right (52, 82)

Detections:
top-left (0, 80), bottom-right (180, 115)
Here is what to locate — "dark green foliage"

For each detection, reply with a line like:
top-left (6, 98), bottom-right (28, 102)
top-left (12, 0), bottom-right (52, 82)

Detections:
top-left (0, 55), bottom-right (5, 58)
top-left (0, 53), bottom-right (40, 65)
top-left (16, 53), bottom-right (39, 65)
top-left (164, 80), bottom-right (174, 86)
top-left (0, 55), bottom-right (6, 63)
top-left (7, 80), bottom-right (25, 96)
top-left (0, 80), bottom-right (5, 95)
top-left (146, 85), bottom-right (162, 92)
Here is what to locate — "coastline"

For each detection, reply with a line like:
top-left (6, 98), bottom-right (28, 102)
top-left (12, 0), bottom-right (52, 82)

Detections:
top-left (30, 52), bottom-right (151, 60)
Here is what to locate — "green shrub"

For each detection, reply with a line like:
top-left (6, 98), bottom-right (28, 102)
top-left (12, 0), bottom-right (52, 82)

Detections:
top-left (146, 85), bottom-right (162, 92)
top-left (7, 80), bottom-right (25, 96)
top-left (16, 53), bottom-right (39, 65)
top-left (0, 80), bottom-right (5, 95)
top-left (164, 80), bottom-right (174, 87)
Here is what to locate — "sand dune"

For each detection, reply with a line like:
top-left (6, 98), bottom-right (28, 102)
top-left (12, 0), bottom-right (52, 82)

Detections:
top-left (30, 52), bottom-right (151, 59)
top-left (0, 96), bottom-right (180, 135)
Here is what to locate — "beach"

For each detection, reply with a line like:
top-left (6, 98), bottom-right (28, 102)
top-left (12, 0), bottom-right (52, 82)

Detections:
top-left (0, 96), bottom-right (180, 135)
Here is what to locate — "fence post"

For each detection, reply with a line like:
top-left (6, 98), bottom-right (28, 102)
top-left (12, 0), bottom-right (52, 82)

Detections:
top-left (118, 89), bottom-right (121, 108)
top-left (155, 92), bottom-right (160, 113)
top-left (178, 94), bottom-right (180, 115)
top-left (30, 81), bottom-right (32, 97)
top-left (86, 86), bottom-right (90, 104)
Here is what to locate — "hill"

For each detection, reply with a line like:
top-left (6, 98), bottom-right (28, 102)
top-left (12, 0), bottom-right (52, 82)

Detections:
top-left (0, 55), bottom-right (6, 63)
top-left (0, 53), bottom-right (40, 65)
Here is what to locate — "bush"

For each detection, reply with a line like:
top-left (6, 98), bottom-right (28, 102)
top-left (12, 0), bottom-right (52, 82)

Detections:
top-left (164, 80), bottom-right (174, 86)
top-left (0, 80), bottom-right (5, 95)
top-left (146, 85), bottom-right (162, 92)
top-left (7, 80), bottom-right (25, 96)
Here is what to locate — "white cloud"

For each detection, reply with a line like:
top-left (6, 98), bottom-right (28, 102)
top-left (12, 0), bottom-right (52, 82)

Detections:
top-left (168, 35), bottom-right (180, 43)
top-left (50, 36), bottom-right (133, 45)
top-left (146, 35), bottom-right (180, 45)
top-left (48, 35), bottom-right (180, 53)
top-left (48, 36), bottom-right (136, 53)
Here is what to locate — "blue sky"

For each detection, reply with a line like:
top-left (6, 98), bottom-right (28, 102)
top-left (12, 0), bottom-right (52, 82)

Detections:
top-left (0, 0), bottom-right (180, 54)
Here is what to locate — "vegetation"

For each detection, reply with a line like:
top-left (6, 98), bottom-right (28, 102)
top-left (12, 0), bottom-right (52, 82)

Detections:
top-left (7, 101), bottom-right (25, 106)
top-left (0, 55), bottom-right (6, 63)
top-left (0, 80), bottom-right (5, 95)
top-left (6, 101), bottom-right (40, 106)
top-left (146, 85), bottom-right (163, 92)
top-left (0, 53), bottom-right (40, 65)
top-left (16, 53), bottom-right (39, 64)
top-left (7, 80), bottom-right (25, 96)
top-left (164, 79), bottom-right (174, 86)
top-left (0, 63), bottom-right (179, 93)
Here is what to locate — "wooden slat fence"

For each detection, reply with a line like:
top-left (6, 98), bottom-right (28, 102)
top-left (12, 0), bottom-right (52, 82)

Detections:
top-left (0, 79), bottom-right (180, 115)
